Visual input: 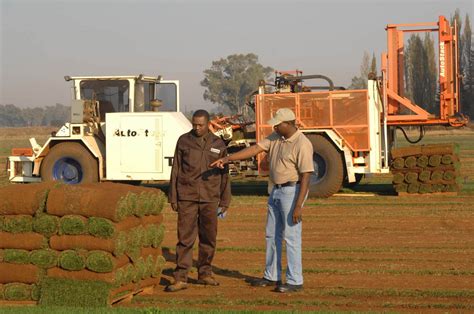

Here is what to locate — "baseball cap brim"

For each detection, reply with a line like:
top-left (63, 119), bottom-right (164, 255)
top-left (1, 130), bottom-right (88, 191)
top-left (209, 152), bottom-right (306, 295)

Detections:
top-left (267, 117), bottom-right (282, 126)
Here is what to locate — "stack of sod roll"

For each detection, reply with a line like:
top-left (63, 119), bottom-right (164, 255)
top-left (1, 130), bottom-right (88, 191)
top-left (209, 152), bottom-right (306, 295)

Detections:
top-left (0, 182), bottom-right (166, 307)
top-left (391, 143), bottom-right (461, 194)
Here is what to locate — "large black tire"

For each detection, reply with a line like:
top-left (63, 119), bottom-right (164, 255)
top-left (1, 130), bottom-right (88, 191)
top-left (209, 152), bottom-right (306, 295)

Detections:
top-left (307, 135), bottom-right (344, 198)
top-left (40, 142), bottom-right (99, 184)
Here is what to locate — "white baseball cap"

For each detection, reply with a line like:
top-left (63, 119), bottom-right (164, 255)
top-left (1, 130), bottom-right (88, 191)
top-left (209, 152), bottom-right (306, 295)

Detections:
top-left (267, 108), bottom-right (296, 126)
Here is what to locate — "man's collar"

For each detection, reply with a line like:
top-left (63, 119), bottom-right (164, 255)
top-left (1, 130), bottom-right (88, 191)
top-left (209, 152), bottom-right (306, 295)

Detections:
top-left (281, 130), bottom-right (301, 142)
top-left (190, 130), bottom-right (211, 140)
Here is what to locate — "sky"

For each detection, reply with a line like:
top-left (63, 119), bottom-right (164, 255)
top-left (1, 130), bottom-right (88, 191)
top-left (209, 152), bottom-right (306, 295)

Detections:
top-left (0, 0), bottom-right (472, 112)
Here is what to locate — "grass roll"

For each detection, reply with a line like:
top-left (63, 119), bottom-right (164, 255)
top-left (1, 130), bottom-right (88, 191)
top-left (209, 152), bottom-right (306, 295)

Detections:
top-left (85, 251), bottom-right (114, 273)
top-left (33, 214), bottom-right (59, 237)
top-left (88, 217), bottom-right (115, 239)
top-left (391, 158), bottom-right (405, 170)
top-left (3, 283), bottom-right (32, 301)
top-left (2, 215), bottom-right (33, 233)
top-left (404, 156), bottom-right (417, 169)
top-left (404, 172), bottom-right (418, 184)
top-left (152, 255), bottom-right (166, 278)
top-left (30, 249), bottom-right (57, 269)
top-left (428, 155), bottom-right (441, 167)
top-left (58, 250), bottom-right (86, 271)
top-left (443, 170), bottom-right (456, 181)
top-left (416, 155), bottom-right (429, 168)
top-left (407, 183), bottom-right (420, 194)
top-left (59, 215), bottom-right (88, 235)
top-left (394, 183), bottom-right (408, 193)
top-left (418, 170), bottom-right (431, 182)
top-left (431, 170), bottom-right (443, 181)
top-left (441, 154), bottom-right (454, 165)
top-left (419, 183), bottom-right (433, 194)
top-left (3, 249), bottom-right (30, 264)
top-left (392, 172), bottom-right (405, 184)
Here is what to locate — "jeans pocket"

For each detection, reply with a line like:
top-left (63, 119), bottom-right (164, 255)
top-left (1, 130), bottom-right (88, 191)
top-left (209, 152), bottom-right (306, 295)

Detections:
top-left (281, 186), bottom-right (297, 195)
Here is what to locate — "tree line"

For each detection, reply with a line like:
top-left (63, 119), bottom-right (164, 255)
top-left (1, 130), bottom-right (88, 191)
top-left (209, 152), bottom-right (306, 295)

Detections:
top-left (0, 103), bottom-right (70, 127)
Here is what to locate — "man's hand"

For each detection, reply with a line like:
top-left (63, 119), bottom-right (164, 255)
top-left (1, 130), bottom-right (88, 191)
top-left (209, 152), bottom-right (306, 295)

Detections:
top-left (220, 206), bottom-right (228, 214)
top-left (170, 203), bottom-right (178, 212)
top-left (292, 205), bottom-right (302, 224)
top-left (210, 156), bottom-right (229, 169)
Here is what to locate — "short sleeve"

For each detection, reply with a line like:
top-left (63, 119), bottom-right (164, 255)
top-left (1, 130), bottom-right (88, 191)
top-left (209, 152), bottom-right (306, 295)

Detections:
top-left (257, 132), bottom-right (279, 152)
top-left (297, 138), bottom-right (315, 173)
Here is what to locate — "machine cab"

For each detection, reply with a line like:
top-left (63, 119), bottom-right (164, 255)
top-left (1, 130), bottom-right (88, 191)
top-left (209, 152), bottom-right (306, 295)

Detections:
top-left (66, 75), bottom-right (180, 121)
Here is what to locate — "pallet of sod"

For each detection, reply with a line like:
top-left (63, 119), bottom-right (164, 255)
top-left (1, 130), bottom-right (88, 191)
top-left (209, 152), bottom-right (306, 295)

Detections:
top-left (391, 143), bottom-right (461, 195)
top-left (0, 182), bottom-right (167, 306)
top-left (0, 183), bottom-right (54, 304)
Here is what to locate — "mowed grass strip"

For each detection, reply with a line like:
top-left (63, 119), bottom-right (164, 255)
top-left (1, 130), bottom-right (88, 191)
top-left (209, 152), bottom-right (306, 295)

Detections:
top-left (215, 245), bottom-right (474, 254)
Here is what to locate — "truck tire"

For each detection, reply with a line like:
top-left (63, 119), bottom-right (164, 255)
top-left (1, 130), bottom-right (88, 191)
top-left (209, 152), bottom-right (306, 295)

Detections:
top-left (307, 135), bottom-right (344, 198)
top-left (40, 142), bottom-right (99, 184)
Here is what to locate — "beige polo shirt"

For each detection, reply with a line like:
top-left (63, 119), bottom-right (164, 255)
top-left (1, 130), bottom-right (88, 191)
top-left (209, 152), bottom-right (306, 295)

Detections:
top-left (257, 130), bottom-right (314, 185)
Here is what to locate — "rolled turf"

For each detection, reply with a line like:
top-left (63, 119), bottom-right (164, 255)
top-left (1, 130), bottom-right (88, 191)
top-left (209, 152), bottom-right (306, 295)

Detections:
top-left (3, 249), bottom-right (30, 264)
top-left (429, 155), bottom-right (442, 167)
top-left (30, 249), bottom-right (58, 269)
top-left (394, 183), bottom-right (408, 193)
top-left (85, 251), bottom-right (114, 273)
top-left (3, 283), bottom-right (33, 301)
top-left (152, 255), bottom-right (166, 278)
top-left (0, 183), bottom-right (52, 216)
top-left (0, 263), bottom-right (40, 284)
top-left (88, 217), bottom-right (115, 239)
top-left (59, 215), bottom-right (88, 235)
top-left (2, 215), bottom-right (33, 233)
top-left (46, 183), bottom-right (165, 222)
top-left (407, 183), bottom-right (420, 194)
top-left (443, 170), bottom-right (456, 181)
top-left (33, 214), bottom-right (59, 237)
top-left (58, 250), bottom-right (86, 271)
top-left (441, 154), bottom-right (454, 165)
top-left (416, 155), bottom-right (429, 168)
top-left (418, 170), bottom-right (431, 182)
top-left (404, 172), bottom-right (418, 184)
top-left (431, 170), bottom-right (443, 181)
top-left (419, 183), bottom-right (433, 194)
top-left (391, 158), bottom-right (405, 170)
top-left (404, 156), bottom-right (417, 168)
top-left (392, 172), bottom-right (405, 184)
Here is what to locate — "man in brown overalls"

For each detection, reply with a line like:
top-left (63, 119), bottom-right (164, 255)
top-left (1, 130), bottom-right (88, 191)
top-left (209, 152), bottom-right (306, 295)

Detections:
top-left (166, 109), bottom-right (231, 292)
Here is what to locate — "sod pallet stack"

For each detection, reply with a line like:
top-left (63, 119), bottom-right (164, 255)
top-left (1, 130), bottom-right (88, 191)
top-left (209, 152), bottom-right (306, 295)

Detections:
top-left (391, 143), bottom-right (461, 195)
top-left (0, 182), bottom-right (166, 307)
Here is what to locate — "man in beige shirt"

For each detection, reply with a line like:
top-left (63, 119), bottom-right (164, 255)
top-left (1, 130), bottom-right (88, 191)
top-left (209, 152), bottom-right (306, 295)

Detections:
top-left (211, 108), bottom-right (314, 293)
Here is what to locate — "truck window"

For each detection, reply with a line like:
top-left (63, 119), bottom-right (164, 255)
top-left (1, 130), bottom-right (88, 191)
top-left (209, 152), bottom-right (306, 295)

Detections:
top-left (155, 83), bottom-right (177, 112)
top-left (80, 80), bottom-right (130, 118)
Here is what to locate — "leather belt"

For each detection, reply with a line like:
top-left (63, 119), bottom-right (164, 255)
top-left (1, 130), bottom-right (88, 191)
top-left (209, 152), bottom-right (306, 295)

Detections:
top-left (274, 181), bottom-right (300, 189)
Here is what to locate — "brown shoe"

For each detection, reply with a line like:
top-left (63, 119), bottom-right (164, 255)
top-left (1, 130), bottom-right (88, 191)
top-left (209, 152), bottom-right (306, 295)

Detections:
top-left (165, 281), bottom-right (188, 292)
top-left (197, 276), bottom-right (220, 286)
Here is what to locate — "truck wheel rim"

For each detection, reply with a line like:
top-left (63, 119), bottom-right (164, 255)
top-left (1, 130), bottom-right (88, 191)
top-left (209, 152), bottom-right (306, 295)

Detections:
top-left (53, 157), bottom-right (83, 184)
top-left (311, 153), bottom-right (327, 184)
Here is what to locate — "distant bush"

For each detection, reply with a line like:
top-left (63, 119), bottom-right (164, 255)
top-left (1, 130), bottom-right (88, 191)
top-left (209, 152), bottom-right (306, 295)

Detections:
top-left (0, 104), bottom-right (70, 127)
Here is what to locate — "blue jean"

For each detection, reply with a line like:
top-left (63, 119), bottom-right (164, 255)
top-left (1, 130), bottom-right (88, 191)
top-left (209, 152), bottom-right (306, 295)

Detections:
top-left (263, 185), bottom-right (304, 285)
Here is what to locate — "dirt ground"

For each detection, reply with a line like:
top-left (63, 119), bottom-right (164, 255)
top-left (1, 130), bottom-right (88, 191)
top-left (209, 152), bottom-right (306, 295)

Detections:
top-left (126, 190), bottom-right (474, 312)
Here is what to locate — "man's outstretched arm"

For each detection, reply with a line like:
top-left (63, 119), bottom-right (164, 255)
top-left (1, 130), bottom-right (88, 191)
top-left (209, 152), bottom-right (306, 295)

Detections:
top-left (210, 144), bottom-right (265, 168)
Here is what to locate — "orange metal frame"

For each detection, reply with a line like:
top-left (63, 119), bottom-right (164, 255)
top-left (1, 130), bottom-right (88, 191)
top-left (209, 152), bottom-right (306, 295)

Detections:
top-left (382, 16), bottom-right (467, 127)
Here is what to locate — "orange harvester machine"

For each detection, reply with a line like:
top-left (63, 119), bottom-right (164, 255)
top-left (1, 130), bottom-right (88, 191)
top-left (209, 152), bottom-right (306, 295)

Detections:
top-left (254, 16), bottom-right (468, 173)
